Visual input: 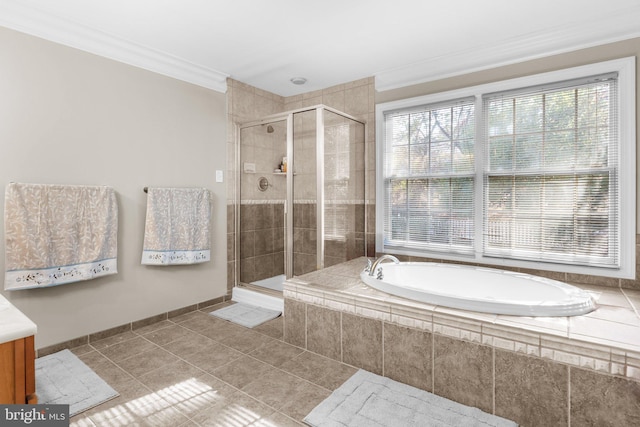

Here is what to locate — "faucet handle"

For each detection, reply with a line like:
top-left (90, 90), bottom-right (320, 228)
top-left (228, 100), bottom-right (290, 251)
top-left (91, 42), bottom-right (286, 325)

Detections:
top-left (365, 259), bottom-right (372, 273)
top-left (376, 267), bottom-right (384, 280)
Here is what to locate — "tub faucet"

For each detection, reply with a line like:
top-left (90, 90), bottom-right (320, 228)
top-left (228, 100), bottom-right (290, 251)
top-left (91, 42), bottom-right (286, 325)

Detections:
top-left (366, 255), bottom-right (400, 277)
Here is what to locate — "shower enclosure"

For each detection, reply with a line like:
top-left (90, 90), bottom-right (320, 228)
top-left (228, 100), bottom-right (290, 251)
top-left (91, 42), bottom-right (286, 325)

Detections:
top-left (235, 105), bottom-right (366, 292)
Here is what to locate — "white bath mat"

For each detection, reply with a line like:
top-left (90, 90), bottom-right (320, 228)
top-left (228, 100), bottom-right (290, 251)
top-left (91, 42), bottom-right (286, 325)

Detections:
top-left (36, 349), bottom-right (119, 417)
top-left (210, 302), bottom-right (281, 328)
top-left (304, 370), bottom-right (518, 427)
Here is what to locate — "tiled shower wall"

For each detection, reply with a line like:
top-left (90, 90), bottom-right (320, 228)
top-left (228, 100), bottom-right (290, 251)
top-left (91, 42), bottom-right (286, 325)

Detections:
top-left (285, 78), bottom-right (376, 259)
top-left (239, 202), bottom-right (285, 283)
top-left (292, 202), bottom-right (317, 277)
top-left (239, 200), bottom-right (367, 281)
top-left (227, 77), bottom-right (377, 293)
top-left (292, 203), bottom-right (367, 277)
top-left (227, 79), bottom-right (285, 293)
top-left (323, 203), bottom-right (366, 268)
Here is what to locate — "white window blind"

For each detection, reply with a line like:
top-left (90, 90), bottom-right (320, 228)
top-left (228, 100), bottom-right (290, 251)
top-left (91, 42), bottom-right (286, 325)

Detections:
top-left (383, 98), bottom-right (475, 254)
top-left (378, 58), bottom-right (635, 278)
top-left (483, 74), bottom-right (619, 267)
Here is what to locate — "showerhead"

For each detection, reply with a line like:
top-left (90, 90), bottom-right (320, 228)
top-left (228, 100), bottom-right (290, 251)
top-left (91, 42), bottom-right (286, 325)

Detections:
top-left (266, 124), bottom-right (274, 133)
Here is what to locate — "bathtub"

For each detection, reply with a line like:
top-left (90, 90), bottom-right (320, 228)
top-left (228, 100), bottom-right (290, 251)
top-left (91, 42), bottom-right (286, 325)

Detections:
top-left (359, 262), bottom-right (596, 316)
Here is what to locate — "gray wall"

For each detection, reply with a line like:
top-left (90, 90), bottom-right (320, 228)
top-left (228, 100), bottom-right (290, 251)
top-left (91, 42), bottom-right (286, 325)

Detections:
top-left (0, 27), bottom-right (228, 348)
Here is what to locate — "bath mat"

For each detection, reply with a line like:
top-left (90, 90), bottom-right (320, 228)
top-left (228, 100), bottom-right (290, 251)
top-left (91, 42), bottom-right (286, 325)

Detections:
top-left (210, 302), bottom-right (281, 328)
top-left (36, 349), bottom-right (119, 417)
top-left (304, 370), bottom-right (517, 427)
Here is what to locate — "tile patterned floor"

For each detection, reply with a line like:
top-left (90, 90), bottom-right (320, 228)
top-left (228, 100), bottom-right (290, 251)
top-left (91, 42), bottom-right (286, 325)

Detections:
top-left (66, 301), bottom-right (357, 426)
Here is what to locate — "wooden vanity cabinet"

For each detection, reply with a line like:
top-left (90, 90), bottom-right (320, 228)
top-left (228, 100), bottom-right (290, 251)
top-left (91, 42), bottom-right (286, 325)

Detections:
top-left (0, 335), bottom-right (37, 404)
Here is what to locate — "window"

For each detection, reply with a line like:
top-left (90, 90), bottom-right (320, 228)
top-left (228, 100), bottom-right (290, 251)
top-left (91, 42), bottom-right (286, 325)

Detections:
top-left (376, 58), bottom-right (636, 278)
top-left (383, 98), bottom-right (475, 255)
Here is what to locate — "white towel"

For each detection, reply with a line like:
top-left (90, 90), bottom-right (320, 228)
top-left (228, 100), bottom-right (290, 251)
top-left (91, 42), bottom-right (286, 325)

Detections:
top-left (4, 183), bottom-right (118, 290)
top-left (141, 187), bottom-right (211, 265)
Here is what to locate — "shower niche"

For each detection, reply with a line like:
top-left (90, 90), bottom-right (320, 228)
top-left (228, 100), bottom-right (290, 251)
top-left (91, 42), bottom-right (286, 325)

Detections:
top-left (236, 105), bottom-right (366, 292)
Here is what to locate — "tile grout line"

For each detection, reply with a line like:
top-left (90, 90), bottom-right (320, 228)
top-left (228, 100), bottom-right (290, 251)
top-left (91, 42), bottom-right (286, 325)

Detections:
top-left (147, 312), bottom-right (346, 420)
top-left (70, 305), bottom-right (355, 425)
top-left (492, 347), bottom-right (496, 415)
top-left (620, 288), bottom-right (640, 319)
top-left (431, 320), bottom-right (435, 394)
top-left (381, 321), bottom-right (385, 378)
top-left (77, 311), bottom-right (235, 414)
top-left (87, 314), bottom-right (310, 425)
top-left (567, 366), bottom-right (572, 427)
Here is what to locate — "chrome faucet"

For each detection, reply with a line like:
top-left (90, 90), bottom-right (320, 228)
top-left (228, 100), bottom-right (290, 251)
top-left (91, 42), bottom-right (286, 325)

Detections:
top-left (365, 254), bottom-right (400, 278)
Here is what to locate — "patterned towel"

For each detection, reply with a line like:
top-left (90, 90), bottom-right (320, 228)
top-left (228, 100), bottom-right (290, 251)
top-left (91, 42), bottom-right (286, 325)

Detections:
top-left (141, 187), bottom-right (211, 265)
top-left (4, 183), bottom-right (118, 290)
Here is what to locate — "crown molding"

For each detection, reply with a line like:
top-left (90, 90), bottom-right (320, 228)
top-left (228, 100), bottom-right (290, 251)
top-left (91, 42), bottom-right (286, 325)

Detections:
top-left (0, 1), bottom-right (228, 93)
top-left (375, 8), bottom-right (640, 92)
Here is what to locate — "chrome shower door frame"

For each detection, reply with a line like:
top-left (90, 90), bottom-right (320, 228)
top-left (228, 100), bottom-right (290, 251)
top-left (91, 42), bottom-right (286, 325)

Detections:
top-left (236, 104), bottom-right (365, 286)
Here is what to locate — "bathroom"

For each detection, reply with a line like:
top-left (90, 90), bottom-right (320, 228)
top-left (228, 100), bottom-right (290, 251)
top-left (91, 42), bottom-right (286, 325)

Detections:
top-left (1, 9), bottom-right (640, 427)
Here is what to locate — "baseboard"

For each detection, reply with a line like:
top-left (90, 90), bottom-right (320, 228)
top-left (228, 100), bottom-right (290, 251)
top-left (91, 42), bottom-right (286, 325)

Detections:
top-left (37, 294), bottom-right (231, 357)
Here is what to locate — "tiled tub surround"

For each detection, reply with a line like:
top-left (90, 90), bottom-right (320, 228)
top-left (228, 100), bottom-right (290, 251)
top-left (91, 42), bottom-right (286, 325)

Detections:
top-left (283, 258), bottom-right (640, 426)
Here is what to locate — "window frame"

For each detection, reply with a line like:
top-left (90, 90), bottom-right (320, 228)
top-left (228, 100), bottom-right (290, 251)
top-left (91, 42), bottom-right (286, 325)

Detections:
top-left (375, 57), bottom-right (636, 279)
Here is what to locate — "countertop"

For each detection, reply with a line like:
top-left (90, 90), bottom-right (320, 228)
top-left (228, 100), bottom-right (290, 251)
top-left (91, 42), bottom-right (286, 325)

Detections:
top-left (0, 293), bottom-right (37, 344)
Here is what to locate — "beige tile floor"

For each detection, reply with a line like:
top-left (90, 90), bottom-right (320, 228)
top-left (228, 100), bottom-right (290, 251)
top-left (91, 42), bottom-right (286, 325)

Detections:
top-left (66, 301), bottom-right (357, 426)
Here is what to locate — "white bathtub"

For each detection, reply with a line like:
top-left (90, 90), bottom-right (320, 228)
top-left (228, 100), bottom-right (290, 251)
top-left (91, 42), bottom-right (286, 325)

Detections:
top-left (359, 262), bottom-right (596, 316)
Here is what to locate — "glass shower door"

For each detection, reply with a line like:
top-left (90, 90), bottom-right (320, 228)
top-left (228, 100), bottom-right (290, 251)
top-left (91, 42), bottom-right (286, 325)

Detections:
top-left (289, 109), bottom-right (318, 276)
top-left (238, 119), bottom-right (287, 290)
top-left (322, 109), bottom-right (366, 267)
top-left (287, 107), bottom-right (366, 278)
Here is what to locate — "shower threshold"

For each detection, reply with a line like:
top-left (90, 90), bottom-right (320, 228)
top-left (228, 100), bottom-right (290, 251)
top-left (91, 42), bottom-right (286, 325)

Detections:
top-left (250, 274), bottom-right (285, 292)
top-left (233, 282), bottom-right (284, 312)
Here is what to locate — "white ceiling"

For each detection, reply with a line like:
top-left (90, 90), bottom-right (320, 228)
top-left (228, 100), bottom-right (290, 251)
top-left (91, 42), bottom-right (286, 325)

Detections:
top-left (1, 0), bottom-right (640, 96)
